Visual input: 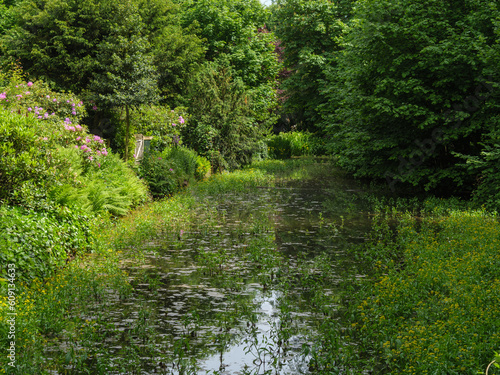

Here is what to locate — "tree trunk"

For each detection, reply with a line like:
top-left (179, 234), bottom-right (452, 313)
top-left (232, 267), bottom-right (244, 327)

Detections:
top-left (125, 105), bottom-right (130, 161)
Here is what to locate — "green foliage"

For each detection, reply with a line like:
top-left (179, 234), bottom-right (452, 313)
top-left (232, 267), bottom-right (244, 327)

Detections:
top-left (137, 147), bottom-right (202, 198)
top-left (182, 0), bottom-right (281, 125)
top-left (184, 61), bottom-right (266, 170)
top-left (50, 152), bottom-right (149, 216)
top-left (455, 126), bottom-right (500, 211)
top-left (132, 104), bottom-right (188, 152)
top-left (324, 0), bottom-right (500, 193)
top-left (271, 0), bottom-right (349, 131)
top-left (0, 73), bottom-right (149, 215)
top-left (0, 109), bottom-right (53, 203)
top-left (195, 155), bottom-right (211, 180)
top-left (266, 131), bottom-right (324, 159)
top-left (0, 204), bottom-right (96, 282)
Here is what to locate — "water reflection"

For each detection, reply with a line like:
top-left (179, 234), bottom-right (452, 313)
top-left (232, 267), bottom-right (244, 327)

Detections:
top-left (74, 163), bottom-right (374, 374)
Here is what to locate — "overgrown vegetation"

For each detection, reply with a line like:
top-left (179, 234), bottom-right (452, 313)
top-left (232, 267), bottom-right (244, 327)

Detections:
top-left (309, 199), bottom-right (500, 375)
top-left (1, 0), bottom-right (500, 373)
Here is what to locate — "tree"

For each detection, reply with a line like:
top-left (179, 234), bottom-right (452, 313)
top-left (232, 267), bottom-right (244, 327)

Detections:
top-left (183, 61), bottom-right (264, 170)
top-left (271, 0), bottom-right (350, 131)
top-left (0, 0), bottom-right (203, 101)
top-left (90, 7), bottom-right (159, 160)
top-left (323, 0), bottom-right (500, 193)
top-left (181, 0), bottom-right (281, 126)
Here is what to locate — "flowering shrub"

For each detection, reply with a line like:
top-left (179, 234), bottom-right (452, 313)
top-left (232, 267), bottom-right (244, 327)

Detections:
top-left (0, 72), bottom-right (110, 172)
top-left (137, 147), bottom-right (207, 198)
top-left (131, 104), bottom-right (189, 152)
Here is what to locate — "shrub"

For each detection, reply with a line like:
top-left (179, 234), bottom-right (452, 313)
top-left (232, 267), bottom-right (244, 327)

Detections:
top-left (137, 146), bottom-right (207, 198)
top-left (132, 104), bottom-right (188, 152)
top-left (0, 204), bottom-right (96, 283)
top-left (50, 152), bottom-right (149, 216)
top-left (266, 131), bottom-right (323, 159)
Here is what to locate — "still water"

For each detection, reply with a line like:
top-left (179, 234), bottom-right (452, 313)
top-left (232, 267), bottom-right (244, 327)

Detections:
top-left (94, 164), bottom-right (373, 374)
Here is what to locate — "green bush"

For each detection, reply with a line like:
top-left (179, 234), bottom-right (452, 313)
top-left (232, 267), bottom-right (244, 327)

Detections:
top-left (266, 131), bottom-right (323, 159)
top-left (0, 204), bottom-right (96, 283)
top-left (132, 104), bottom-right (188, 152)
top-left (137, 147), bottom-right (203, 198)
top-left (50, 152), bottom-right (149, 216)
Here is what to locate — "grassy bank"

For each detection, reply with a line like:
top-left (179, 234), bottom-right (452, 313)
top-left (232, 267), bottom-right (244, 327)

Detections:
top-left (313, 199), bottom-right (500, 375)
top-left (0, 158), bottom-right (318, 374)
top-left (2, 158), bottom-right (499, 374)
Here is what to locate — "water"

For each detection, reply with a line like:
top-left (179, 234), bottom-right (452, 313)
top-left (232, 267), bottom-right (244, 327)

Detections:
top-left (66, 163), bottom-right (374, 374)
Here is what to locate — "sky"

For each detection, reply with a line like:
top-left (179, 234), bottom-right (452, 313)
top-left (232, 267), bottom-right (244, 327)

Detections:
top-left (260, 0), bottom-right (273, 6)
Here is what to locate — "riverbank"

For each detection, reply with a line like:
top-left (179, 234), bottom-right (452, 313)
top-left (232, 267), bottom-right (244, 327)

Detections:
top-left (326, 199), bottom-right (500, 375)
top-left (1, 158), bottom-right (499, 374)
top-left (0, 158), bottom-right (322, 374)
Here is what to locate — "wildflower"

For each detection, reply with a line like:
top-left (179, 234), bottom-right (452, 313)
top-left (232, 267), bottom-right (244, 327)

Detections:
top-left (44, 113), bottom-right (49, 118)
top-left (0, 93), bottom-right (7, 100)
top-left (28, 107), bottom-right (32, 112)
top-left (179, 116), bottom-right (185, 124)
top-left (46, 95), bottom-right (50, 99)
top-left (25, 91), bottom-right (30, 95)
top-left (169, 168), bottom-right (173, 171)
top-left (27, 82), bottom-right (33, 87)
top-left (72, 111), bottom-right (77, 115)
top-left (172, 123), bottom-right (176, 127)
top-left (53, 98), bottom-right (57, 102)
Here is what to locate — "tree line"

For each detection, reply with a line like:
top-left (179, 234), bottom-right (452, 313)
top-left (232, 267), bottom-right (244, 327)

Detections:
top-left (2, 0), bottom-right (500, 207)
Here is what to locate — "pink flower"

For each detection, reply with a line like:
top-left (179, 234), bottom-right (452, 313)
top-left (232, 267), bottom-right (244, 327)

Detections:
top-left (75, 125), bottom-right (82, 130)
top-left (76, 136), bottom-right (81, 141)
top-left (72, 111), bottom-right (77, 115)
top-left (80, 145), bottom-right (87, 150)
top-left (178, 116), bottom-right (185, 124)
top-left (28, 107), bottom-right (32, 111)
top-left (53, 98), bottom-right (57, 102)
top-left (172, 123), bottom-right (176, 127)
top-left (88, 156), bottom-right (93, 161)
top-left (46, 95), bottom-right (50, 99)
top-left (25, 91), bottom-right (30, 95)
top-left (101, 149), bottom-right (108, 156)
top-left (27, 82), bottom-right (33, 87)
top-left (0, 93), bottom-right (7, 100)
